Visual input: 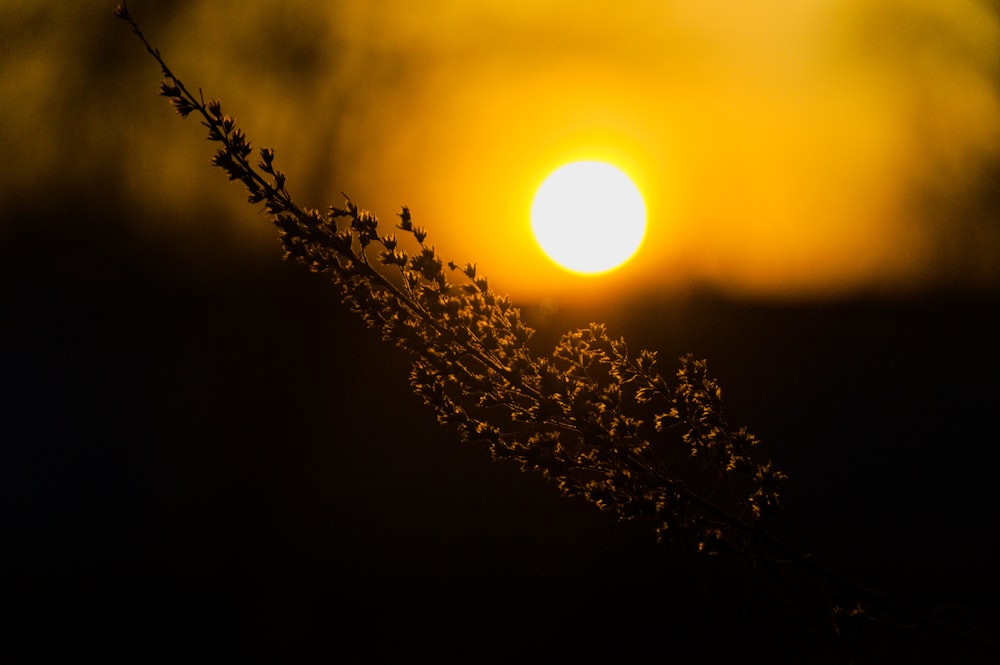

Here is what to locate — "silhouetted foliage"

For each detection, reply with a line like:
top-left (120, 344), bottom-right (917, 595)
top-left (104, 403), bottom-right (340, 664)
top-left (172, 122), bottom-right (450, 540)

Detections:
top-left (116, 3), bottom-right (998, 660)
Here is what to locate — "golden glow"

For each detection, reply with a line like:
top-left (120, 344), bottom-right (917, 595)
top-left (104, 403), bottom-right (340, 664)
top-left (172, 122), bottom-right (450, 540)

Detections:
top-left (531, 161), bottom-right (646, 275)
top-left (6, 1), bottom-right (1000, 301)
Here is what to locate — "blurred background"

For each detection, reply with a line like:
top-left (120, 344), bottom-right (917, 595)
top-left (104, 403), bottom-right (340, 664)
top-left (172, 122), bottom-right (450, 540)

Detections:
top-left (2, 0), bottom-right (999, 660)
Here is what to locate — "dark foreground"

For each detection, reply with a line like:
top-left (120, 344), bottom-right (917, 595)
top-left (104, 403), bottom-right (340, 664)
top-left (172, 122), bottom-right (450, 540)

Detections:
top-left (3, 202), bottom-right (998, 662)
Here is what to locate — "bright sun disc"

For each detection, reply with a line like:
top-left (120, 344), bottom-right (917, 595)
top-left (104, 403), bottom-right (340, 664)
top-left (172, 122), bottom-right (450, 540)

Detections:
top-left (531, 161), bottom-right (646, 274)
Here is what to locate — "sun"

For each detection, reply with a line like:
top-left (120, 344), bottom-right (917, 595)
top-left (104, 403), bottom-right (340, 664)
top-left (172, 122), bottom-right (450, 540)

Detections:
top-left (530, 161), bottom-right (647, 275)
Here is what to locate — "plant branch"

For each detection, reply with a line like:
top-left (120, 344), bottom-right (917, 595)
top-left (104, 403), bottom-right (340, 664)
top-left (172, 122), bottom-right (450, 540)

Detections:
top-left (114, 3), bottom-right (990, 656)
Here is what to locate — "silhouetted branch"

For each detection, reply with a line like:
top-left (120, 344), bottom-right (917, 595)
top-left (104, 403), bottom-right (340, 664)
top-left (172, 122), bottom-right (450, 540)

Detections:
top-left (115, 3), bottom-right (997, 659)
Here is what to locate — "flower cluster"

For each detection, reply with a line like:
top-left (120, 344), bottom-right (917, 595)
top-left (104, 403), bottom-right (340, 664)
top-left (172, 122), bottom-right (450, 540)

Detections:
top-left (116, 7), bottom-right (1000, 658)
top-left (115, 2), bottom-right (787, 556)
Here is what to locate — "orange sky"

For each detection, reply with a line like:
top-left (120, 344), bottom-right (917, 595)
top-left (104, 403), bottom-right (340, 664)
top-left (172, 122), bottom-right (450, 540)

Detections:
top-left (3, 0), bottom-right (999, 302)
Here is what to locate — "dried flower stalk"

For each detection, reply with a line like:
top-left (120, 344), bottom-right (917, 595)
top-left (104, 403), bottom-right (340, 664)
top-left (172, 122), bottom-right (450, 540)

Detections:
top-left (116, 3), bottom-right (986, 654)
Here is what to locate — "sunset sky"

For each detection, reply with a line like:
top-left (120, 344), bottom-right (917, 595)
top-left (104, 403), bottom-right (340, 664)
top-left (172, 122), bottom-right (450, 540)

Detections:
top-left (3, 1), bottom-right (999, 659)
top-left (3, 0), bottom-right (1000, 301)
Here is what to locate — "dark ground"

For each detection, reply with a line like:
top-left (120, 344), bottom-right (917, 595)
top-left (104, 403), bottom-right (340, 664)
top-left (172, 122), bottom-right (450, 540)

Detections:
top-left (3, 190), bottom-right (999, 662)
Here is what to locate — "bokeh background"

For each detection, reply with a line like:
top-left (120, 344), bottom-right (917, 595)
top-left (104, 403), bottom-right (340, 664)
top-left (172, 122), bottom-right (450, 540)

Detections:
top-left (3, 1), bottom-right (999, 660)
